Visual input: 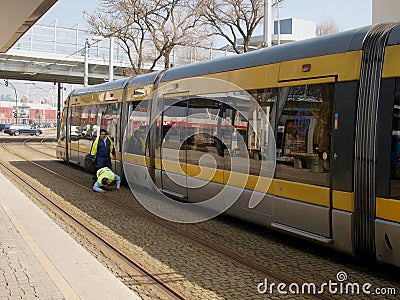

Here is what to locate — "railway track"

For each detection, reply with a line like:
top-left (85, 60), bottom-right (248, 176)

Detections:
top-left (0, 140), bottom-right (184, 300)
top-left (23, 138), bottom-right (58, 158)
top-left (2, 138), bottom-right (335, 300)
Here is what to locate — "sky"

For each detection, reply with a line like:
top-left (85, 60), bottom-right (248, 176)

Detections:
top-left (38, 0), bottom-right (373, 32)
top-left (0, 0), bottom-right (373, 100)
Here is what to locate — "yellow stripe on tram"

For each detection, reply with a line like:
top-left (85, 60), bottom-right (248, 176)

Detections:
top-left (332, 190), bottom-right (354, 212)
top-left (376, 197), bottom-right (400, 223)
top-left (126, 155), bottom-right (331, 207)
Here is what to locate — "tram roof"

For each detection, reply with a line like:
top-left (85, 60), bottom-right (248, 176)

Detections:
top-left (68, 23), bottom-right (400, 97)
top-left (388, 23), bottom-right (400, 45)
top-left (161, 25), bottom-right (372, 82)
top-left (70, 77), bottom-right (131, 96)
top-left (127, 71), bottom-right (161, 88)
top-left (69, 71), bottom-right (162, 97)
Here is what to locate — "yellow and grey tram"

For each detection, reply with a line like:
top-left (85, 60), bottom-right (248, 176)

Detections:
top-left (57, 23), bottom-right (400, 267)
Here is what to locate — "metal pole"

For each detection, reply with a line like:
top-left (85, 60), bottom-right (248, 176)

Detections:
top-left (263, 0), bottom-right (272, 47)
top-left (84, 38), bottom-right (90, 86)
top-left (109, 36), bottom-right (114, 82)
top-left (54, 19), bottom-right (57, 53)
top-left (277, 0), bottom-right (281, 45)
top-left (57, 82), bottom-right (62, 140)
top-left (76, 24), bottom-right (79, 52)
top-left (14, 88), bottom-right (17, 124)
top-left (9, 82), bottom-right (18, 123)
top-left (30, 27), bottom-right (34, 51)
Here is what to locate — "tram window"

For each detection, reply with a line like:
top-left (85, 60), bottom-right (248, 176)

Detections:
top-left (69, 106), bottom-right (82, 140)
top-left (58, 108), bottom-right (67, 141)
top-left (96, 104), bottom-right (120, 152)
top-left (78, 105), bottom-right (98, 153)
top-left (186, 98), bottom-right (225, 170)
top-left (390, 78), bottom-right (400, 199)
top-left (80, 105), bottom-right (98, 140)
top-left (245, 88), bottom-right (277, 176)
top-left (157, 98), bottom-right (188, 163)
top-left (126, 100), bottom-right (150, 156)
top-left (275, 84), bottom-right (334, 187)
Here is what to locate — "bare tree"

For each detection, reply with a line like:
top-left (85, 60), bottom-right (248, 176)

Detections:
top-left (199, 0), bottom-right (285, 53)
top-left (316, 18), bottom-right (340, 36)
top-left (145, 0), bottom-right (208, 69)
top-left (86, 0), bottom-right (150, 74)
top-left (86, 0), bottom-right (209, 74)
top-left (199, 0), bottom-right (265, 53)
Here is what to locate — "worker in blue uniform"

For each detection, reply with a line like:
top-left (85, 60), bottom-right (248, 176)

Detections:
top-left (91, 129), bottom-right (115, 170)
top-left (93, 167), bottom-right (121, 193)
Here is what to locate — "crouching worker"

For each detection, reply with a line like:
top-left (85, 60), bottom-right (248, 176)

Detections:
top-left (93, 167), bottom-right (121, 193)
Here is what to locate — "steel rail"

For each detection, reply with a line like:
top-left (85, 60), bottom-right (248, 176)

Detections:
top-left (7, 139), bottom-right (333, 300)
top-left (1, 140), bottom-right (185, 300)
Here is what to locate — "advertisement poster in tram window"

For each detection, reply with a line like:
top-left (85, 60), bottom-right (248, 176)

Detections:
top-left (283, 120), bottom-right (307, 155)
top-left (16, 106), bottom-right (31, 119)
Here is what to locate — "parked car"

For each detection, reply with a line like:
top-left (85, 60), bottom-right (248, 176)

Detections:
top-left (4, 124), bottom-right (42, 136)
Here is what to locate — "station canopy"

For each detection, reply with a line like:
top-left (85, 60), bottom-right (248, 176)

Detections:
top-left (0, 0), bottom-right (57, 52)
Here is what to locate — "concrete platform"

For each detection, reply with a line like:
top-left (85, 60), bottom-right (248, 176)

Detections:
top-left (0, 171), bottom-right (141, 300)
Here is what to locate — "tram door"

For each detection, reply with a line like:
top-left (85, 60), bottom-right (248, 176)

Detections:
top-left (374, 77), bottom-right (400, 266)
top-left (68, 102), bottom-right (82, 164)
top-left (272, 83), bottom-right (334, 239)
top-left (158, 94), bottom-right (189, 198)
top-left (186, 99), bottom-right (227, 203)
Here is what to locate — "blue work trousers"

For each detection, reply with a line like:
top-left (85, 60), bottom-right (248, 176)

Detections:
top-left (96, 156), bottom-right (112, 169)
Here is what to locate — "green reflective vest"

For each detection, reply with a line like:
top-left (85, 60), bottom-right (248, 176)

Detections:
top-left (96, 167), bottom-right (115, 187)
top-left (91, 136), bottom-right (114, 156)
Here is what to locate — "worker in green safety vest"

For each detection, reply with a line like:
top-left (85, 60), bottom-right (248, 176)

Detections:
top-left (93, 167), bottom-right (121, 193)
top-left (90, 129), bottom-right (115, 170)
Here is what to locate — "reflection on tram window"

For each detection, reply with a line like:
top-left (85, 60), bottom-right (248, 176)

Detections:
top-left (155, 92), bottom-right (279, 177)
top-left (69, 106), bottom-right (82, 140)
top-left (246, 88), bottom-right (277, 176)
top-left (186, 99), bottom-right (224, 170)
top-left (275, 84), bottom-right (334, 187)
top-left (158, 99), bottom-right (188, 162)
top-left (59, 110), bottom-right (66, 141)
top-left (80, 105), bottom-right (98, 140)
top-left (390, 78), bottom-right (400, 199)
top-left (126, 100), bottom-right (150, 156)
top-left (78, 105), bottom-right (98, 152)
top-left (97, 103), bottom-right (120, 152)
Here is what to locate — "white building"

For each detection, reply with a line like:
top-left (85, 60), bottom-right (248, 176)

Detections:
top-left (230, 18), bottom-right (316, 51)
top-left (272, 18), bottom-right (316, 45)
top-left (373, 0), bottom-right (400, 24)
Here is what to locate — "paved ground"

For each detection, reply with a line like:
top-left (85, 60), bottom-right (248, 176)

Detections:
top-left (0, 171), bottom-right (140, 300)
top-left (0, 202), bottom-right (64, 300)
